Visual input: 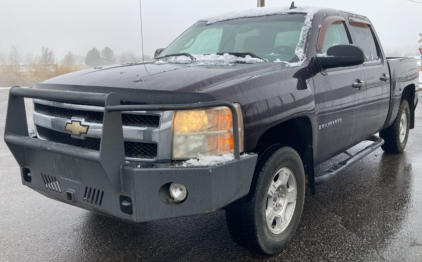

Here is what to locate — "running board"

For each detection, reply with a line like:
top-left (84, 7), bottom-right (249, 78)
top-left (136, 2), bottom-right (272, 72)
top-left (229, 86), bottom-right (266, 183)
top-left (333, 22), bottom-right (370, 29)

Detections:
top-left (315, 136), bottom-right (384, 185)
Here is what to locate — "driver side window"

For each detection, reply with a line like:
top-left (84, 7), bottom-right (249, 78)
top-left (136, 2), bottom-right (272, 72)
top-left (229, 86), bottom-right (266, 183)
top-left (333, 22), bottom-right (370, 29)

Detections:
top-left (321, 22), bottom-right (350, 53)
top-left (274, 30), bottom-right (301, 49)
top-left (180, 28), bottom-right (222, 54)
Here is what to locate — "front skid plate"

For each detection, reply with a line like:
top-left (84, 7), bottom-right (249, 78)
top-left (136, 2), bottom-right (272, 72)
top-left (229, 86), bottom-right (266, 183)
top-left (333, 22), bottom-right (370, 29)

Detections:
top-left (21, 149), bottom-right (257, 223)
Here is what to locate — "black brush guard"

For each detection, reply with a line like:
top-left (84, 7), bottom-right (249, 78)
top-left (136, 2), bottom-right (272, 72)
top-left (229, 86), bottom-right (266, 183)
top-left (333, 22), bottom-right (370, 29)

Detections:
top-left (4, 87), bottom-right (257, 222)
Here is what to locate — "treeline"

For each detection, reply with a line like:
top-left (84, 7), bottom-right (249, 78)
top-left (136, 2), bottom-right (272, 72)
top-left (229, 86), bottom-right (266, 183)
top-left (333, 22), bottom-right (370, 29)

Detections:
top-left (0, 46), bottom-right (84, 86)
top-left (84, 47), bottom-right (151, 67)
top-left (0, 46), bottom-right (152, 86)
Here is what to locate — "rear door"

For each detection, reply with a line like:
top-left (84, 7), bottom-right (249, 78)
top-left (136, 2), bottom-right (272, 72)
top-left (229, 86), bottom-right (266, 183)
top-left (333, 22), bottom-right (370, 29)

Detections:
top-left (312, 17), bottom-right (367, 162)
top-left (348, 18), bottom-right (390, 136)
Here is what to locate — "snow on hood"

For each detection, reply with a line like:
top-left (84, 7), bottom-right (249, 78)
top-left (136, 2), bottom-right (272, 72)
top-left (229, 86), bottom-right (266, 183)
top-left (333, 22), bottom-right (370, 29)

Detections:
top-left (199, 6), bottom-right (320, 66)
top-left (155, 53), bottom-right (264, 65)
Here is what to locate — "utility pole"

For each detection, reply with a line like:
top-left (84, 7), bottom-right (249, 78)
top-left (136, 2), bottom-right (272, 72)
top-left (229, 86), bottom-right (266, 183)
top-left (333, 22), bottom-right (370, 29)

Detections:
top-left (257, 0), bottom-right (265, 7)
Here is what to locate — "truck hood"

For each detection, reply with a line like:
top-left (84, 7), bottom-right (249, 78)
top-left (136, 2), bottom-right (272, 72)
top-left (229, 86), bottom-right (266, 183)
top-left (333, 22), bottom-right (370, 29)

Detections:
top-left (42, 61), bottom-right (281, 93)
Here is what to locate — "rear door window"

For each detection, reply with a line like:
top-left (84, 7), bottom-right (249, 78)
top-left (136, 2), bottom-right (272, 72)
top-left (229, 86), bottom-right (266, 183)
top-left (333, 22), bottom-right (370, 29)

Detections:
top-left (350, 23), bottom-right (379, 62)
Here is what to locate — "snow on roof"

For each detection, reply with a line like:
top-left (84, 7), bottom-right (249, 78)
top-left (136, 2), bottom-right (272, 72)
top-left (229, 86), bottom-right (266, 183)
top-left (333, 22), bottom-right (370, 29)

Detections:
top-left (199, 6), bottom-right (321, 25)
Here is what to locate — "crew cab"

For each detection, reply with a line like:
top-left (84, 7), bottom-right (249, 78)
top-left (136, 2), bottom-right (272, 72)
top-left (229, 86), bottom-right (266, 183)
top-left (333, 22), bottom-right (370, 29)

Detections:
top-left (4, 6), bottom-right (419, 255)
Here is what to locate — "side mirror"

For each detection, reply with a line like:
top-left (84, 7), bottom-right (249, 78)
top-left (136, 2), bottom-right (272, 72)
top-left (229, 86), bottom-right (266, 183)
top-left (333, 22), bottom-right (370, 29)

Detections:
top-left (154, 48), bottom-right (165, 58)
top-left (317, 45), bottom-right (365, 70)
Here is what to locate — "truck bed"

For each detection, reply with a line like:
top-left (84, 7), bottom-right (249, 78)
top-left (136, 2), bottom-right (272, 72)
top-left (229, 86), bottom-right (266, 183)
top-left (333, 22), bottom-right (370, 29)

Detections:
top-left (385, 56), bottom-right (419, 129)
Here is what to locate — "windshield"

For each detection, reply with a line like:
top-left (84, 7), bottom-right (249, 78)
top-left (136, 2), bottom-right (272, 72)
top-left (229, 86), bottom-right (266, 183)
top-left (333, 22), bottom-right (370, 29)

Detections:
top-left (158, 14), bottom-right (306, 63)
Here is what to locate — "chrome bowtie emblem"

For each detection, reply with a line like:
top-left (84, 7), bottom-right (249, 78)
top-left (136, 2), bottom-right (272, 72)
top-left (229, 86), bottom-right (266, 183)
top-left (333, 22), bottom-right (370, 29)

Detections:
top-left (65, 120), bottom-right (89, 136)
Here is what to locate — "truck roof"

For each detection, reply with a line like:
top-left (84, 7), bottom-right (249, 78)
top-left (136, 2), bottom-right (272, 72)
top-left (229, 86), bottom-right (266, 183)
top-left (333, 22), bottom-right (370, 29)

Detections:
top-left (198, 6), bottom-right (366, 25)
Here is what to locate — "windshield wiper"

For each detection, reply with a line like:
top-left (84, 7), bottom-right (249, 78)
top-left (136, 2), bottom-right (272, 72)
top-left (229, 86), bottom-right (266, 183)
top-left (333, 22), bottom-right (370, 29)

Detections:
top-left (157, 53), bottom-right (196, 61)
top-left (216, 52), bottom-right (267, 62)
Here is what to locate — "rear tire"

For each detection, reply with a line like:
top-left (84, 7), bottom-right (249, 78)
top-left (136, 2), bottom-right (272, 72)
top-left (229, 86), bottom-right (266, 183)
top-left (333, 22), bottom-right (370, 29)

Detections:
top-left (226, 145), bottom-right (305, 255)
top-left (380, 100), bottom-right (410, 153)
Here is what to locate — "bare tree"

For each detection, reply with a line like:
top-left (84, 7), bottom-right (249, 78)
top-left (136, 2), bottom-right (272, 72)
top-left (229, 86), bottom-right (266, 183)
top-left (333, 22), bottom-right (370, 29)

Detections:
top-left (73, 54), bottom-right (85, 65)
top-left (7, 46), bottom-right (22, 75)
top-left (0, 52), bottom-right (6, 65)
top-left (25, 53), bottom-right (35, 64)
top-left (39, 46), bottom-right (55, 66)
top-left (9, 46), bottom-right (21, 65)
top-left (61, 51), bottom-right (76, 66)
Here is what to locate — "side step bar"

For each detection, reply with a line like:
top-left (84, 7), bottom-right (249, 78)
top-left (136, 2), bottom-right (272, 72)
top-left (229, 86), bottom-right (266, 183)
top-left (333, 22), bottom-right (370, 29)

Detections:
top-left (315, 136), bottom-right (384, 185)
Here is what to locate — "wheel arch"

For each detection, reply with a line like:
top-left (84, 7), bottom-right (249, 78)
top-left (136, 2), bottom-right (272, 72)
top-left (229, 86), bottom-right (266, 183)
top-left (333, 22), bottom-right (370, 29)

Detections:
top-left (401, 84), bottom-right (416, 129)
top-left (252, 116), bottom-right (315, 194)
top-left (253, 117), bottom-right (313, 158)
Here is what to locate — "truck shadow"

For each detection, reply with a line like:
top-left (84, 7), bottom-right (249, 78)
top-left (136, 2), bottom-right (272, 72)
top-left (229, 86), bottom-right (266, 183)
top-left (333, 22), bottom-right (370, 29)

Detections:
top-left (76, 210), bottom-right (267, 261)
top-left (313, 150), bottom-right (413, 253)
top-left (73, 151), bottom-right (412, 261)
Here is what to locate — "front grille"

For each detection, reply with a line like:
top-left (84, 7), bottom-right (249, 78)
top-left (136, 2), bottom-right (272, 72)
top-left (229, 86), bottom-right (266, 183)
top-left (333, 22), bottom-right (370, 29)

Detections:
top-left (36, 125), bottom-right (158, 159)
top-left (37, 125), bottom-right (100, 150)
top-left (34, 103), bottom-right (160, 128)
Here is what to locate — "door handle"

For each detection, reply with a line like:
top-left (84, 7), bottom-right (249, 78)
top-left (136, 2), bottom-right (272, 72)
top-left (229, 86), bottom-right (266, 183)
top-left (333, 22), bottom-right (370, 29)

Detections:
top-left (352, 79), bottom-right (364, 89)
top-left (380, 74), bottom-right (390, 82)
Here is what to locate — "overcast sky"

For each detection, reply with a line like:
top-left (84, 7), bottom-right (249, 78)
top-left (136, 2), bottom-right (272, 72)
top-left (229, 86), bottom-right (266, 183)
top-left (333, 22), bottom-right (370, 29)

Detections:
top-left (1, 0), bottom-right (422, 61)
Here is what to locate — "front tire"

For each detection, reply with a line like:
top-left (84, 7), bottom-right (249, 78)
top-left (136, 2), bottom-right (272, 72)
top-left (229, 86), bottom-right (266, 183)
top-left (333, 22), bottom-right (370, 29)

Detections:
top-left (380, 100), bottom-right (410, 153)
top-left (226, 145), bottom-right (305, 255)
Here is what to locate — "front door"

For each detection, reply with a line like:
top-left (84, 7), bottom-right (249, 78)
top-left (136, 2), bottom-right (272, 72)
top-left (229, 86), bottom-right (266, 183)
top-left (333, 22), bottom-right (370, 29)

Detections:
top-left (312, 19), bottom-right (367, 163)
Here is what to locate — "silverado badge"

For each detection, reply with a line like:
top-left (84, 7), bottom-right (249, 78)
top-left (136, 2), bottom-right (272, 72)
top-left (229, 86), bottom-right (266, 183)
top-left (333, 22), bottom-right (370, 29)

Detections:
top-left (65, 120), bottom-right (89, 136)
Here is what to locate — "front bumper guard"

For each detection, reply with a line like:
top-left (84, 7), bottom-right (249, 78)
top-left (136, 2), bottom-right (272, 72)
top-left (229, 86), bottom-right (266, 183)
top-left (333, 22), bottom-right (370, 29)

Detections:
top-left (4, 87), bottom-right (257, 222)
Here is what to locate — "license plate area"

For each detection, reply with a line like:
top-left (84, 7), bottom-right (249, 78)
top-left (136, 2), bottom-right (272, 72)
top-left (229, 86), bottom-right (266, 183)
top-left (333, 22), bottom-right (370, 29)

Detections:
top-left (25, 147), bottom-right (114, 192)
top-left (25, 169), bottom-right (110, 209)
top-left (22, 148), bottom-right (116, 213)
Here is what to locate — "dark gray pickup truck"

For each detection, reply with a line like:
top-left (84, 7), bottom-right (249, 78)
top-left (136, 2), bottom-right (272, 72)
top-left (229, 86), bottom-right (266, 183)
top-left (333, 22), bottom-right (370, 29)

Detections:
top-left (4, 6), bottom-right (419, 255)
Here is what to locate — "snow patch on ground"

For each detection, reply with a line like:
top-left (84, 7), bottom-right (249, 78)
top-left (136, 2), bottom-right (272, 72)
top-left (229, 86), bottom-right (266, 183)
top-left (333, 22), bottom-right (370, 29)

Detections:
top-left (419, 74), bottom-right (422, 89)
top-left (155, 53), bottom-right (264, 65)
top-left (180, 153), bottom-right (248, 167)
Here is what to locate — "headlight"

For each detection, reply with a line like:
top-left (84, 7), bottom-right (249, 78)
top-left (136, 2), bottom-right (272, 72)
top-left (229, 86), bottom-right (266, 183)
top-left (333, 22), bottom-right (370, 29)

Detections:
top-left (172, 103), bottom-right (244, 160)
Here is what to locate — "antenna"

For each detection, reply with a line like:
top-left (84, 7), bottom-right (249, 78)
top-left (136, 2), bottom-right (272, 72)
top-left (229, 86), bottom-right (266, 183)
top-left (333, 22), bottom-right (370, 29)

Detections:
top-left (139, 0), bottom-right (150, 74)
top-left (139, 0), bottom-right (145, 63)
top-left (290, 2), bottom-right (297, 9)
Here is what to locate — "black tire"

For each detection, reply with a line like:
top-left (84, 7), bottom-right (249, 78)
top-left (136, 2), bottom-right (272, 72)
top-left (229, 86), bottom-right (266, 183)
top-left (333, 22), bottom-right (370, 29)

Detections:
top-left (380, 100), bottom-right (410, 153)
top-left (225, 145), bottom-right (305, 255)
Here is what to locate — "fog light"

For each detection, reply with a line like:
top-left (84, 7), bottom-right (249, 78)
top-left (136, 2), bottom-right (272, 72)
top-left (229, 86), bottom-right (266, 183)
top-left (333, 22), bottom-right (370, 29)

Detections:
top-left (169, 183), bottom-right (187, 202)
